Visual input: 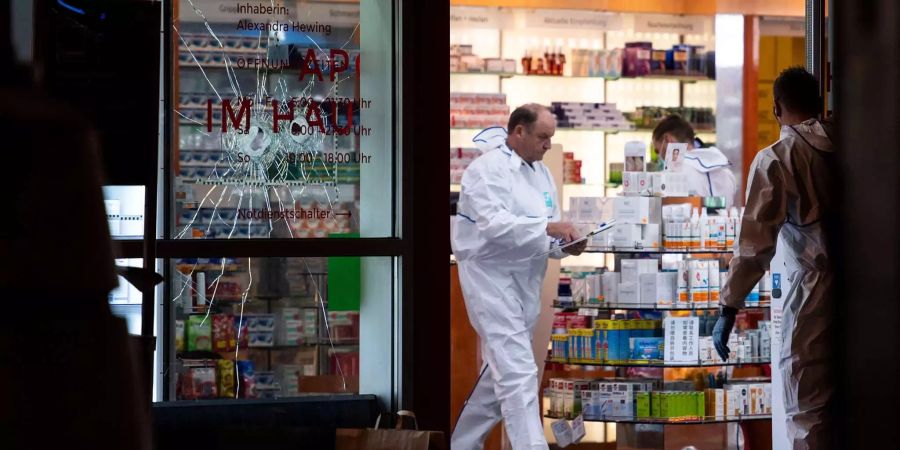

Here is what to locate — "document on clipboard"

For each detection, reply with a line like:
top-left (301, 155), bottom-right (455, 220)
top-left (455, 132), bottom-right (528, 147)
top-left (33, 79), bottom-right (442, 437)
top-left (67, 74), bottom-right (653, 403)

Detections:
top-left (534, 219), bottom-right (617, 258)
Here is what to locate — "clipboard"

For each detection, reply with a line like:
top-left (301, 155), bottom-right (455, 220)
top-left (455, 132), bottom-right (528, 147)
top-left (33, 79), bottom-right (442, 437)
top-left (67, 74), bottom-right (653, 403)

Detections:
top-left (534, 219), bottom-right (617, 258)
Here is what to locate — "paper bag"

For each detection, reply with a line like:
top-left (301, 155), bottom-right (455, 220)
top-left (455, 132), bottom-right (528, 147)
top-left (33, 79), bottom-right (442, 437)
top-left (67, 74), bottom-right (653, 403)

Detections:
top-left (335, 410), bottom-right (446, 450)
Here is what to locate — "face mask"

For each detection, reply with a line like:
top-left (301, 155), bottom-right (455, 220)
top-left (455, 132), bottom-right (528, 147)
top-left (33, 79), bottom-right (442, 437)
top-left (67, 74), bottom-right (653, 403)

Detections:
top-left (657, 157), bottom-right (666, 171)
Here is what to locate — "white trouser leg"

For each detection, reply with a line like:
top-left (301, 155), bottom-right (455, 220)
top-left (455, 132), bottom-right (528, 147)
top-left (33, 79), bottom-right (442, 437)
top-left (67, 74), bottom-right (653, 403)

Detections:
top-left (451, 364), bottom-right (502, 450)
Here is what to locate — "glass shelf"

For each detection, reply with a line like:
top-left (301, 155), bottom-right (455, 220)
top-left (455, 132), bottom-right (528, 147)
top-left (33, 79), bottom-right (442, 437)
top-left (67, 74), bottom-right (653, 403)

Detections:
top-left (553, 302), bottom-right (771, 311)
top-left (451, 127), bottom-right (625, 133)
top-left (544, 414), bottom-right (772, 424)
top-left (583, 246), bottom-right (734, 254)
top-left (450, 72), bottom-right (714, 82)
top-left (546, 358), bottom-right (771, 368)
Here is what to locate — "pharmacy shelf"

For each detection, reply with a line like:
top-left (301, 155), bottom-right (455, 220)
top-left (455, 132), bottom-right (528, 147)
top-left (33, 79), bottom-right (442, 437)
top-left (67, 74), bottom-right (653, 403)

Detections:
top-left (450, 71), bottom-right (714, 83)
top-left (583, 247), bottom-right (734, 254)
top-left (544, 414), bottom-right (772, 424)
top-left (552, 302), bottom-right (771, 311)
top-left (451, 127), bottom-right (625, 133)
top-left (547, 358), bottom-right (771, 367)
top-left (633, 126), bottom-right (715, 133)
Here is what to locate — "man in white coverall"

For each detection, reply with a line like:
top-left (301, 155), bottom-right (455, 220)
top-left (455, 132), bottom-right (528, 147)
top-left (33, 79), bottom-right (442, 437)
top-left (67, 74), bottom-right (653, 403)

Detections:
top-left (652, 114), bottom-right (738, 207)
top-left (715, 67), bottom-right (836, 450)
top-left (451, 104), bottom-right (587, 450)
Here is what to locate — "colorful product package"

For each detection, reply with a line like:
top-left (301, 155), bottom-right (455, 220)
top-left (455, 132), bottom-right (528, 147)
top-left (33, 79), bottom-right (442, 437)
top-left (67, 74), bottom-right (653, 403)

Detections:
top-left (212, 314), bottom-right (236, 352)
top-left (217, 359), bottom-right (236, 398)
top-left (234, 315), bottom-right (250, 349)
top-left (630, 337), bottom-right (664, 361)
top-left (190, 366), bottom-right (217, 399)
top-left (175, 320), bottom-right (185, 353)
top-left (187, 315), bottom-right (212, 352)
top-left (636, 392), bottom-right (651, 418)
top-left (236, 360), bottom-right (257, 399)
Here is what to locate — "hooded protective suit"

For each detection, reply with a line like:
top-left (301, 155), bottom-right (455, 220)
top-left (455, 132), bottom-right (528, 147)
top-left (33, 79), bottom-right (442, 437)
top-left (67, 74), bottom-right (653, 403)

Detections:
top-left (451, 127), bottom-right (566, 450)
top-left (681, 146), bottom-right (738, 207)
top-left (721, 119), bottom-right (835, 450)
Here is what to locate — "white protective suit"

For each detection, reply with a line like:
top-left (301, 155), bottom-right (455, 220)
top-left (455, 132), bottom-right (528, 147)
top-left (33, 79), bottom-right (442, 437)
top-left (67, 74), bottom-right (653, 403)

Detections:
top-left (681, 146), bottom-right (738, 207)
top-left (451, 127), bottom-right (567, 450)
top-left (721, 119), bottom-right (836, 450)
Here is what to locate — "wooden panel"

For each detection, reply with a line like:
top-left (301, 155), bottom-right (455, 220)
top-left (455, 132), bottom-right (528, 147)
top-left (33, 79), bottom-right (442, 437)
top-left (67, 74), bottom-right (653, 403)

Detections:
top-left (742, 16), bottom-right (760, 195)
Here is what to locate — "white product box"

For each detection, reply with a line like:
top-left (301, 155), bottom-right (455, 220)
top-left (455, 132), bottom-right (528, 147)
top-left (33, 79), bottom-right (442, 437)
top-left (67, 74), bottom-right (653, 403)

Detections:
top-left (602, 272), bottom-right (620, 303)
top-left (611, 223), bottom-right (643, 247)
top-left (484, 58), bottom-right (504, 72)
top-left (710, 388), bottom-right (726, 419)
top-left (640, 272), bottom-right (677, 307)
top-left (764, 384), bottom-right (772, 414)
top-left (618, 282), bottom-right (640, 304)
top-left (689, 260), bottom-right (710, 307)
top-left (503, 59), bottom-right (517, 73)
top-left (650, 172), bottom-right (689, 196)
top-left (620, 259), bottom-right (658, 285)
top-left (562, 380), bottom-right (575, 416)
top-left (614, 196), bottom-right (660, 225)
top-left (622, 171), bottom-right (641, 194)
top-left (642, 223), bottom-right (661, 248)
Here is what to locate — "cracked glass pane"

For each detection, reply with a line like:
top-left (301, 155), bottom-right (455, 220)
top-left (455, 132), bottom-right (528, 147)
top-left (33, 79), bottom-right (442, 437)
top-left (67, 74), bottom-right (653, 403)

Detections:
top-left (172, 0), bottom-right (388, 240)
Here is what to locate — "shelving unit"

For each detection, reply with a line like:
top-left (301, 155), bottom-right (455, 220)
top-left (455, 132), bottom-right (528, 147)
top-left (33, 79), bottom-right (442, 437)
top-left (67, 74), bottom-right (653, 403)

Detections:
top-left (544, 243), bottom-right (772, 443)
top-left (449, 14), bottom-right (718, 204)
top-left (545, 413), bottom-right (772, 424)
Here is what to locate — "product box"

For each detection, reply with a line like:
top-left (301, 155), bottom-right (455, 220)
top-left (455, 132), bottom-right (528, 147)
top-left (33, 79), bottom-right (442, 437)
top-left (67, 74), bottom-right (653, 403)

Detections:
top-left (234, 315), bottom-right (249, 349)
top-left (562, 380), bottom-right (575, 417)
top-left (650, 391), bottom-right (661, 418)
top-left (601, 272), bottom-right (619, 304)
top-left (217, 359), bottom-right (236, 398)
top-left (636, 392), bottom-right (651, 418)
top-left (484, 58), bottom-right (504, 73)
top-left (276, 364), bottom-right (303, 397)
top-left (175, 320), bottom-right (185, 353)
top-left (618, 282), bottom-right (639, 305)
top-left (611, 223), bottom-right (643, 248)
top-left (706, 388), bottom-right (725, 419)
top-left (621, 259), bottom-right (658, 285)
top-left (629, 337), bottom-right (664, 361)
top-left (764, 384), bottom-right (773, 414)
top-left (187, 315), bottom-right (212, 352)
top-left (247, 314), bottom-right (276, 332)
top-left (249, 331), bottom-right (275, 347)
top-left (650, 172), bottom-right (689, 196)
top-left (183, 365), bottom-right (217, 399)
top-left (708, 260), bottom-right (721, 304)
top-left (642, 223), bottom-right (661, 248)
top-left (614, 197), bottom-right (660, 224)
top-left (640, 272), bottom-right (676, 307)
top-left (689, 260), bottom-right (710, 307)
top-left (676, 260), bottom-right (690, 308)
top-left (212, 314), bottom-right (236, 352)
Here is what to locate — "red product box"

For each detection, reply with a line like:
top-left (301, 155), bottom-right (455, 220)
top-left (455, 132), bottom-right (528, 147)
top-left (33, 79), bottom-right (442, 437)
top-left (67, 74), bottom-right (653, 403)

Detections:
top-left (213, 314), bottom-right (236, 352)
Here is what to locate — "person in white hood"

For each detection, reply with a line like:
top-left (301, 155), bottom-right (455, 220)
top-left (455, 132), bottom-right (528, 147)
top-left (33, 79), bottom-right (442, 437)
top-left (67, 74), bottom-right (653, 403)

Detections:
top-left (652, 115), bottom-right (738, 207)
top-left (451, 104), bottom-right (586, 450)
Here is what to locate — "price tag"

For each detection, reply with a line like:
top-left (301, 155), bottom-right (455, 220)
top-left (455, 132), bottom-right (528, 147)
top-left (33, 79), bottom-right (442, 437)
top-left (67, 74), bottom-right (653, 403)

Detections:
top-left (550, 418), bottom-right (574, 448)
top-left (572, 414), bottom-right (586, 443)
top-left (578, 307), bottom-right (599, 317)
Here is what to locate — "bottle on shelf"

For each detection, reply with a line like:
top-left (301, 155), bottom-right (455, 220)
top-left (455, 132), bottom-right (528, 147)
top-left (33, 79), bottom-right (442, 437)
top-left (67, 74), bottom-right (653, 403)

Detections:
top-left (521, 50), bottom-right (532, 75)
top-left (557, 47), bottom-right (566, 76)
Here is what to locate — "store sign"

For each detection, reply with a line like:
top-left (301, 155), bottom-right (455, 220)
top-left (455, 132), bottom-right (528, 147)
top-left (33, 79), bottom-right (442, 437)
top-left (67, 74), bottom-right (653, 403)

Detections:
top-left (635, 15), bottom-right (708, 35)
top-left (450, 6), bottom-right (502, 28)
top-left (524, 9), bottom-right (622, 31)
top-left (179, 0), bottom-right (359, 26)
top-left (664, 317), bottom-right (699, 363)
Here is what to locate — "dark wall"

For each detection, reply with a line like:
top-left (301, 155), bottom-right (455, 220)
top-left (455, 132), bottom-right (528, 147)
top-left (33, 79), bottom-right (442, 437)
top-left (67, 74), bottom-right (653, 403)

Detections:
top-left (36, 0), bottom-right (160, 187)
top-left (401, 0), bottom-right (452, 439)
top-left (834, 1), bottom-right (900, 448)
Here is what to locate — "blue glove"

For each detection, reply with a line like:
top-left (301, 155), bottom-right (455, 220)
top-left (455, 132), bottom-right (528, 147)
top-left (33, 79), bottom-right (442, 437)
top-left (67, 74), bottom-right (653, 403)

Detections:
top-left (713, 306), bottom-right (738, 361)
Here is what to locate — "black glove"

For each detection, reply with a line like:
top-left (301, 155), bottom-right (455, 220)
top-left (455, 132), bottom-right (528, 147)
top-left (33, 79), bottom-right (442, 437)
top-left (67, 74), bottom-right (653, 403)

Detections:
top-left (713, 306), bottom-right (738, 361)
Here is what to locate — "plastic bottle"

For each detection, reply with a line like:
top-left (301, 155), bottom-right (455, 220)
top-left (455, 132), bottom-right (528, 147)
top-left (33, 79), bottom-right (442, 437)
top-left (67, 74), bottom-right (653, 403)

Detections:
top-left (690, 208), bottom-right (700, 249)
top-left (699, 208), bottom-right (709, 249)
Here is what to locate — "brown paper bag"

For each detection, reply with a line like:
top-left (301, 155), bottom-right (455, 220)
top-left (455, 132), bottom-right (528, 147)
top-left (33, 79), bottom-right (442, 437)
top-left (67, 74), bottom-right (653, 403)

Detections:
top-left (335, 410), bottom-right (446, 450)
